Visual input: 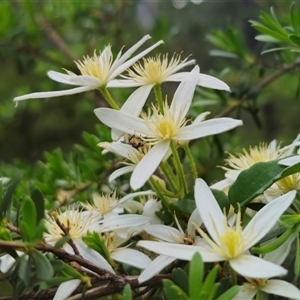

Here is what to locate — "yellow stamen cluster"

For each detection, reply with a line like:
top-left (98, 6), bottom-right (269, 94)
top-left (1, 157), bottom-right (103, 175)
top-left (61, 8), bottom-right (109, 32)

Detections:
top-left (126, 54), bottom-right (189, 84)
top-left (102, 232), bottom-right (117, 253)
top-left (276, 173), bottom-right (300, 193)
top-left (245, 278), bottom-right (268, 289)
top-left (223, 142), bottom-right (287, 172)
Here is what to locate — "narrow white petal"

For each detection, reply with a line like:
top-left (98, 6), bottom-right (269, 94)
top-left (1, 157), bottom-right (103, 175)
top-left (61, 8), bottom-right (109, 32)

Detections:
top-left (107, 79), bottom-right (143, 88)
top-left (232, 286), bottom-right (257, 300)
top-left (264, 233), bottom-right (296, 265)
top-left (193, 112), bottom-right (211, 124)
top-left (99, 141), bottom-right (139, 160)
top-left (76, 239), bottom-right (115, 273)
top-left (198, 74), bottom-right (231, 91)
top-left (229, 254), bottom-right (287, 278)
top-left (98, 215), bottom-right (151, 232)
top-left (111, 248), bottom-right (151, 269)
top-left (279, 155), bottom-right (300, 167)
top-left (177, 118), bottom-right (243, 141)
top-left (117, 190), bottom-right (156, 207)
top-left (187, 209), bottom-right (202, 237)
top-left (138, 255), bottom-right (176, 283)
top-left (143, 199), bottom-right (162, 224)
top-left (242, 190), bottom-right (296, 249)
top-left (94, 108), bottom-right (151, 135)
top-left (0, 254), bottom-right (16, 273)
top-left (109, 35), bottom-right (152, 72)
top-left (53, 279), bottom-right (81, 300)
top-left (137, 241), bottom-right (224, 262)
top-left (170, 66), bottom-right (199, 121)
top-left (142, 224), bottom-right (182, 242)
top-left (67, 75), bottom-right (101, 86)
top-left (195, 179), bottom-right (226, 242)
top-left (47, 70), bottom-right (79, 85)
top-left (120, 85), bottom-right (153, 116)
top-left (109, 40), bottom-right (164, 79)
top-left (109, 166), bottom-right (135, 182)
top-left (14, 86), bottom-right (93, 101)
top-left (261, 279), bottom-right (300, 299)
top-left (130, 140), bottom-right (170, 190)
top-left (210, 178), bottom-right (233, 190)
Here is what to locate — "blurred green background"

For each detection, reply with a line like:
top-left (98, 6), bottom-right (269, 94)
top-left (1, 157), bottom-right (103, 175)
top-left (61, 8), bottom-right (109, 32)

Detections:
top-left (0, 0), bottom-right (299, 165)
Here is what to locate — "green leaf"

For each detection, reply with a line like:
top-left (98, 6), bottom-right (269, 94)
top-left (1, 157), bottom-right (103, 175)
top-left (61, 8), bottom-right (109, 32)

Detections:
top-left (281, 214), bottom-right (300, 227)
top-left (163, 279), bottom-right (188, 300)
top-left (255, 34), bottom-right (281, 43)
top-left (30, 249), bottom-right (54, 280)
top-left (228, 159), bottom-right (298, 208)
top-left (20, 220), bottom-right (33, 242)
top-left (189, 253), bottom-right (203, 299)
top-left (290, 2), bottom-right (300, 34)
top-left (215, 286), bottom-right (240, 300)
top-left (260, 9), bottom-right (287, 36)
top-left (21, 197), bottom-right (37, 232)
top-left (171, 199), bottom-right (195, 214)
top-left (172, 268), bottom-right (188, 294)
top-left (31, 189), bottom-right (45, 223)
top-left (252, 225), bottom-right (295, 254)
top-left (295, 229), bottom-right (300, 276)
top-left (199, 266), bottom-right (219, 299)
top-left (289, 34), bottom-right (300, 46)
top-left (211, 189), bottom-right (230, 214)
top-left (0, 179), bottom-right (19, 220)
top-left (18, 255), bottom-right (31, 286)
top-left (122, 284), bottom-right (132, 300)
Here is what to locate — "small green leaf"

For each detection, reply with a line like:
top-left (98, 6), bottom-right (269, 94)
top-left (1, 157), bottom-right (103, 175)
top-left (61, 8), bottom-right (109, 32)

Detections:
top-left (171, 199), bottom-right (195, 214)
top-left (289, 34), bottom-right (300, 46)
top-left (172, 268), bottom-right (188, 294)
top-left (30, 249), bottom-right (54, 280)
top-left (290, 2), bottom-right (300, 34)
top-left (0, 179), bottom-right (19, 220)
top-left (281, 214), bottom-right (300, 227)
top-left (189, 253), bottom-right (203, 299)
top-left (20, 220), bottom-right (33, 242)
top-left (199, 266), bottom-right (219, 299)
top-left (163, 279), bottom-right (188, 300)
top-left (211, 189), bottom-right (230, 214)
top-left (31, 189), bottom-right (45, 223)
top-left (295, 229), bottom-right (300, 276)
top-left (215, 286), bottom-right (240, 300)
top-left (122, 284), bottom-right (132, 300)
top-left (21, 197), bottom-right (37, 232)
top-left (18, 255), bottom-right (31, 286)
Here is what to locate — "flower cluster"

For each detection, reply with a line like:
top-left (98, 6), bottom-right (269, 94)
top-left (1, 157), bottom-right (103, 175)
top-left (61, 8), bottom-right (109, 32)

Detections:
top-left (8, 35), bottom-right (300, 300)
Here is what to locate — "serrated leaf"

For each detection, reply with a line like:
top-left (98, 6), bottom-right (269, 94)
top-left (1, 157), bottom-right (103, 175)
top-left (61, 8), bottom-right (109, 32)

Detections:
top-left (31, 189), bottom-right (45, 223)
top-left (30, 249), bottom-right (54, 280)
top-left (228, 159), bottom-right (293, 208)
top-left (122, 284), bottom-right (132, 300)
top-left (172, 268), bottom-right (188, 294)
top-left (189, 253), bottom-right (203, 299)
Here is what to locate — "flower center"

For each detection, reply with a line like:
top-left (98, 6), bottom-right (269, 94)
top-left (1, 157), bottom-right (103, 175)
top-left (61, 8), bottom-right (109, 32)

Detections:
top-left (245, 278), bottom-right (268, 289)
top-left (219, 227), bottom-right (243, 258)
top-left (276, 174), bottom-right (300, 192)
top-left (103, 232), bottom-right (117, 253)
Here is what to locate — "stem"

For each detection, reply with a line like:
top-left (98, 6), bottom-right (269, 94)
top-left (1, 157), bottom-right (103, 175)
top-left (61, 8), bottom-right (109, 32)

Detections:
top-left (160, 161), bottom-right (179, 192)
top-left (255, 289), bottom-right (262, 300)
top-left (230, 268), bottom-right (237, 286)
top-left (154, 84), bottom-right (164, 114)
top-left (183, 144), bottom-right (198, 180)
top-left (100, 86), bottom-right (120, 110)
top-left (170, 140), bottom-right (187, 196)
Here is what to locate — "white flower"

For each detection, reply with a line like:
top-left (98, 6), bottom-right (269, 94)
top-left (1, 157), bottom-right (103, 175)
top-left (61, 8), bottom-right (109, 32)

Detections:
top-left (137, 179), bottom-right (296, 279)
top-left (95, 66), bottom-right (243, 190)
top-left (14, 35), bottom-right (163, 102)
top-left (111, 53), bottom-right (230, 117)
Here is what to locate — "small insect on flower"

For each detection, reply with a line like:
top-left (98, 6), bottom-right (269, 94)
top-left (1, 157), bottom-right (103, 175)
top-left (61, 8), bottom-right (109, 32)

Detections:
top-left (123, 134), bottom-right (146, 149)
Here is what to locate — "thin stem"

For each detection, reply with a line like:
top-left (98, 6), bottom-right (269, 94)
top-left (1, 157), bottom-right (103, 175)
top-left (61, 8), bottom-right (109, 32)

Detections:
top-left (154, 84), bottom-right (164, 114)
top-left (182, 144), bottom-right (198, 180)
top-left (100, 86), bottom-right (120, 110)
top-left (159, 161), bottom-right (179, 192)
top-left (255, 289), bottom-right (262, 300)
top-left (149, 176), bottom-right (170, 208)
top-left (170, 140), bottom-right (187, 196)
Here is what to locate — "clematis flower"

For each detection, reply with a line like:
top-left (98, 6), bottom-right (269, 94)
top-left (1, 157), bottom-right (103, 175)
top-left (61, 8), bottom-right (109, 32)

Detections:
top-left (109, 53), bottom-right (230, 117)
top-left (95, 66), bottom-right (243, 190)
top-left (14, 35), bottom-right (163, 103)
top-left (137, 179), bottom-right (296, 279)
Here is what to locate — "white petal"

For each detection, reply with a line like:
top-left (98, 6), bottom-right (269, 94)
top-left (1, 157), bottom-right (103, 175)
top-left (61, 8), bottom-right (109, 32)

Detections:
top-left (279, 155), bottom-right (300, 167)
top-left (75, 239), bottom-right (115, 273)
top-left (138, 255), bottom-right (176, 283)
top-left (111, 248), bottom-right (151, 269)
top-left (120, 85), bottom-right (153, 116)
top-left (229, 254), bottom-right (287, 278)
top-left (177, 118), bottom-right (243, 141)
top-left (210, 178), bottom-right (233, 190)
top-left (195, 178), bottom-right (226, 242)
top-left (107, 79), bottom-right (143, 88)
top-left (110, 40), bottom-right (164, 80)
top-left (232, 286), bottom-right (257, 300)
top-left (264, 233), bottom-right (296, 265)
top-left (170, 66), bottom-right (199, 122)
top-left (109, 166), bottom-right (135, 182)
top-left (193, 112), bottom-right (211, 124)
top-left (47, 70), bottom-right (79, 85)
top-left (94, 108), bottom-right (151, 135)
top-left (142, 224), bottom-right (182, 242)
top-left (117, 190), bottom-right (156, 207)
top-left (130, 140), bottom-right (170, 190)
top-left (122, 199), bottom-right (144, 213)
top-left (67, 75), bottom-right (101, 86)
top-left (187, 209), bottom-right (202, 237)
top-left (242, 190), bottom-right (296, 249)
top-left (14, 86), bottom-right (93, 101)
top-left (99, 141), bottom-right (139, 160)
top-left (261, 279), bottom-right (300, 299)
top-left (198, 73), bottom-right (231, 91)
top-left (137, 241), bottom-right (224, 262)
top-left (0, 254), bottom-right (16, 273)
top-left (98, 215), bottom-right (151, 232)
top-left (53, 279), bottom-right (81, 300)
top-left (142, 199), bottom-right (162, 224)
